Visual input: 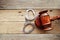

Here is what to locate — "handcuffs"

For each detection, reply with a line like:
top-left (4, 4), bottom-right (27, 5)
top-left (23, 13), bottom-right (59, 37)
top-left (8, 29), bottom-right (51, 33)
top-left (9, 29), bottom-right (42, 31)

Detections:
top-left (23, 9), bottom-right (36, 34)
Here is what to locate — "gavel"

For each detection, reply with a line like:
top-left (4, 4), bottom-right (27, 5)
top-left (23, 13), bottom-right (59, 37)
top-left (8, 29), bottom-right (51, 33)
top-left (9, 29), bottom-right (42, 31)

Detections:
top-left (35, 10), bottom-right (60, 31)
top-left (23, 9), bottom-right (60, 34)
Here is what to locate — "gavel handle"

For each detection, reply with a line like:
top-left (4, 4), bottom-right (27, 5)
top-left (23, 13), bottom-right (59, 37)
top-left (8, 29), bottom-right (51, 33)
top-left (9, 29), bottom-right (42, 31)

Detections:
top-left (50, 16), bottom-right (60, 21)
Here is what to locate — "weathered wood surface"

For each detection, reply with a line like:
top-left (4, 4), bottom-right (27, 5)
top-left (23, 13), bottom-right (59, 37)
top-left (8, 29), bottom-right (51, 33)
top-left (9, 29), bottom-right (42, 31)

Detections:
top-left (0, 9), bottom-right (60, 34)
top-left (0, 34), bottom-right (60, 40)
top-left (0, 0), bottom-right (60, 9)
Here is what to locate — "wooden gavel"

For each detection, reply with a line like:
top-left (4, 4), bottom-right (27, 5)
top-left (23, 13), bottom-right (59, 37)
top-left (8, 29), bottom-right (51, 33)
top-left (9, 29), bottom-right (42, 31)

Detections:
top-left (35, 10), bottom-right (60, 31)
top-left (23, 9), bottom-right (60, 34)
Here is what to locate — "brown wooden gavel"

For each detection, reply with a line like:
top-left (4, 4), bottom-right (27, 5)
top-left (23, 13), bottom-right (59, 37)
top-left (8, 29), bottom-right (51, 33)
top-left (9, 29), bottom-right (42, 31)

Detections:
top-left (35, 10), bottom-right (60, 31)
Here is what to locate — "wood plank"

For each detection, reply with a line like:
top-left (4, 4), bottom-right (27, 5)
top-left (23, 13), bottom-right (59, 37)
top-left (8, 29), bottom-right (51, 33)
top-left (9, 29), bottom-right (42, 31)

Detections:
top-left (0, 0), bottom-right (60, 9)
top-left (0, 34), bottom-right (60, 40)
top-left (0, 10), bottom-right (59, 34)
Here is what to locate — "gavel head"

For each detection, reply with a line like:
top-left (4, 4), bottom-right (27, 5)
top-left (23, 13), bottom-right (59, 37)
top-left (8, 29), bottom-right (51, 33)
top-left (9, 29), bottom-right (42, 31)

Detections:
top-left (35, 10), bottom-right (53, 31)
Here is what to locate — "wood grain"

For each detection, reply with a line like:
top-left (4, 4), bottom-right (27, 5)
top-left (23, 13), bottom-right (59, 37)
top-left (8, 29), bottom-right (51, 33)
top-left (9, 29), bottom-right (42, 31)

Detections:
top-left (0, 34), bottom-right (60, 40)
top-left (0, 0), bottom-right (60, 9)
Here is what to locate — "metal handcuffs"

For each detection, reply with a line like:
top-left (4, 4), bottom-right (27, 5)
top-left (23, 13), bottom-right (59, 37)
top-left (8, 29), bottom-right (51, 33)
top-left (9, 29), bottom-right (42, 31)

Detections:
top-left (23, 9), bottom-right (36, 34)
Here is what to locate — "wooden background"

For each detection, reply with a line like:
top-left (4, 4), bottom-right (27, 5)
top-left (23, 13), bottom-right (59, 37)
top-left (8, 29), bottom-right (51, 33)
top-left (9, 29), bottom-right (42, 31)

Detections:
top-left (0, 9), bottom-right (60, 34)
top-left (0, 34), bottom-right (59, 40)
top-left (0, 0), bottom-right (60, 40)
top-left (0, 0), bottom-right (60, 34)
top-left (0, 0), bottom-right (60, 9)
